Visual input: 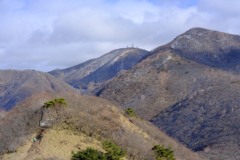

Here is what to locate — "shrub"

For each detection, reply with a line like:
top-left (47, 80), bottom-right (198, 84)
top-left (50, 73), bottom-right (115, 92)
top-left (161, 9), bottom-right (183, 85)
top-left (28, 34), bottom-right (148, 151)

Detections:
top-left (43, 98), bottom-right (67, 109)
top-left (44, 100), bottom-right (55, 108)
top-left (54, 98), bottom-right (67, 105)
top-left (102, 140), bottom-right (126, 160)
top-left (124, 108), bottom-right (136, 117)
top-left (71, 141), bottom-right (126, 160)
top-left (71, 148), bottom-right (106, 160)
top-left (152, 145), bottom-right (175, 160)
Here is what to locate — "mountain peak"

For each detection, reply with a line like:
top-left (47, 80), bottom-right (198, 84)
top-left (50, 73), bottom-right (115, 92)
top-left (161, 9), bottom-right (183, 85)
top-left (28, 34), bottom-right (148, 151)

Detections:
top-left (185, 27), bottom-right (214, 34)
top-left (50, 47), bottom-right (151, 93)
top-left (171, 27), bottom-right (227, 50)
top-left (170, 27), bottom-right (240, 71)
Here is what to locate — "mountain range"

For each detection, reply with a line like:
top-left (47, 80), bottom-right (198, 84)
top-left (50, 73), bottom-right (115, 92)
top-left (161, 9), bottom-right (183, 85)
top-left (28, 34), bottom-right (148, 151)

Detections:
top-left (99, 28), bottom-right (240, 160)
top-left (0, 27), bottom-right (240, 160)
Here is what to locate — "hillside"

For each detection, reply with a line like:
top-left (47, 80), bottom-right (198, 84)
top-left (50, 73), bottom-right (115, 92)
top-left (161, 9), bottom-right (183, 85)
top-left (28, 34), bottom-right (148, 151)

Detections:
top-left (49, 48), bottom-right (151, 93)
top-left (99, 28), bottom-right (240, 160)
top-left (0, 70), bottom-right (77, 110)
top-left (0, 92), bottom-right (204, 160)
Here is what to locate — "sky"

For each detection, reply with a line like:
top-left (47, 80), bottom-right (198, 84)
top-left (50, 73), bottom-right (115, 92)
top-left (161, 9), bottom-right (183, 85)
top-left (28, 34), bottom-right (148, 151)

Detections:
top-left (0, 0), bottom-right (240, 71)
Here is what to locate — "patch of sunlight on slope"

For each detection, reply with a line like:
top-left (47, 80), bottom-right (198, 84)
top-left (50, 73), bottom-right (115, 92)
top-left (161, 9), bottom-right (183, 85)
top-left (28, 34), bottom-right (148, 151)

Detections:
top-left (2, 129), bottom-right (103, 160)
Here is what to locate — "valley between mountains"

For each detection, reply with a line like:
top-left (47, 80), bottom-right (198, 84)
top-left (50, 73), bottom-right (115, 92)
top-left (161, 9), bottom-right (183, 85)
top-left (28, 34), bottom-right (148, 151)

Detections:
top-left (0, 27), bottom-right (240, 160)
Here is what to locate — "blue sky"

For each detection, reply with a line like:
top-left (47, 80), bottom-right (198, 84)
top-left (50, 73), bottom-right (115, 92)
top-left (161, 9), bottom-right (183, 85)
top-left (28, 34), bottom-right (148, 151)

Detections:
top-left (0, 0), bottom-right (240, 71)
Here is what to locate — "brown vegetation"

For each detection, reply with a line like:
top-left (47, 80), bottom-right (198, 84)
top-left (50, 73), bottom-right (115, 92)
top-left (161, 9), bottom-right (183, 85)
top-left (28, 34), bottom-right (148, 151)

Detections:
top-left (0, 92), bottom-right (204, 160)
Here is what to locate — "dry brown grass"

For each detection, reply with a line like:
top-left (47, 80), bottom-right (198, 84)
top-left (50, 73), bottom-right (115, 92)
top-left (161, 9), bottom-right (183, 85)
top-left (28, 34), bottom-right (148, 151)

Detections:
top-left (2, 129), bottom-right (104, 160)
top-left (0, 92), bottom-right (205, 160)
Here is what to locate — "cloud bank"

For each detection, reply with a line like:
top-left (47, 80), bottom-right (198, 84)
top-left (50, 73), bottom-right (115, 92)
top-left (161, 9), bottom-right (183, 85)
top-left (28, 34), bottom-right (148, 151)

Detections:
top-left (0, 0), bottom-right (239, 71)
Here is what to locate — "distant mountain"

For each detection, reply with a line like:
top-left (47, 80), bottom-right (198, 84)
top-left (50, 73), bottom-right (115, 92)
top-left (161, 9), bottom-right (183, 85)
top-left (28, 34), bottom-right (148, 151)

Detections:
top-left (99, 28), bottom-right (240, 160)
top-left (0, 70), bottom-right (76, 110)
top-left (49, 48), bottom-right (151, 93)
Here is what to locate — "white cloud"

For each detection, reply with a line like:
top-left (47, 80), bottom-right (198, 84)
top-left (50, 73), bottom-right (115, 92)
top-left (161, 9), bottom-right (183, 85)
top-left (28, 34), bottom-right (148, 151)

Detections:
top-left (0, 0), bottom-right (240, 71)
top-left (193, 0), bottom-right (240, 34)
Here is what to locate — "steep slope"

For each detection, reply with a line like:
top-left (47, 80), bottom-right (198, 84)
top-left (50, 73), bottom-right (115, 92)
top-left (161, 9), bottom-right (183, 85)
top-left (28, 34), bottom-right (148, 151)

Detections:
top-left (99, 28), bottom-right (240, 160)
top-left (0, 70), bottom-right (77, 110)
top-left (0, 92), bottom-right (204, 160)
top-left (49, 48), bottom-right (150, 93)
